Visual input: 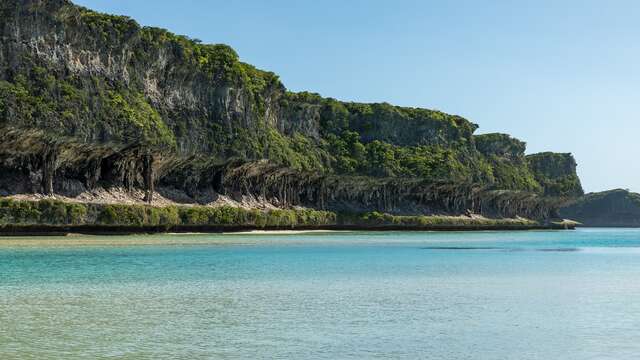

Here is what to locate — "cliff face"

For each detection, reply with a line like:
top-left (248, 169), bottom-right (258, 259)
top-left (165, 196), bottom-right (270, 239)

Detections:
top-left (162, 160), bottom-right (558, 219)
top-left (559, 189), bottom-right (640, 227)
top-left (0, 0), bottom-right (474, 155)
top-left (1, 0), bottom-right (276, 152)
top-left (0, 0), bottom-right (583, 219)
top-left (473, 133), bottom-right (541, 192)
top-left (526, 152), bottom-right (583, 197)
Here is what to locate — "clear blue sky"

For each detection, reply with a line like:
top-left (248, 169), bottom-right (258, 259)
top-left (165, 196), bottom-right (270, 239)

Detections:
top-left (74, 0), bottom-right (640, 193)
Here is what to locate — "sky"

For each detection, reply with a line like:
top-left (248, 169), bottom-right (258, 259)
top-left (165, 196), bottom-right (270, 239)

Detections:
top-left (73, 0), bottom-right (640, 193)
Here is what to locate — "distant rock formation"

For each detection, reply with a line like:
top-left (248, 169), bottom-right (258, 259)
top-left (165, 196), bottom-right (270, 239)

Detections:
top-left (559, 189), bottom-right (640, 227)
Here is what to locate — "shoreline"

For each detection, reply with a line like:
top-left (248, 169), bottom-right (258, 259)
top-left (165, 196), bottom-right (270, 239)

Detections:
top-left (0, 197), bottom-right (574, 236)
top-left (0, 223), bottom-right (573, 237)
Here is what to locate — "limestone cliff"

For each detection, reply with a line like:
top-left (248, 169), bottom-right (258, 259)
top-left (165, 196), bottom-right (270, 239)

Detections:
top-left (0, 0), bottom-right (583, 220)
top-left (526, 152), bottom-right (583, 197)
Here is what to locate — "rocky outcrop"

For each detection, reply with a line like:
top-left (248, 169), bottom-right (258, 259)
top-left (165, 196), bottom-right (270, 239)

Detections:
top-left (474, 133), bottom-right (526, 161)
top-left (526, 152), bottom-right (583, 197)
top-left (559, 189), bottom-right (640, 227)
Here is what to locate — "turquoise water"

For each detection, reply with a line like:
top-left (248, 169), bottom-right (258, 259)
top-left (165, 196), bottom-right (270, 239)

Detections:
top-left (1, 229), bottom-right (640, 359)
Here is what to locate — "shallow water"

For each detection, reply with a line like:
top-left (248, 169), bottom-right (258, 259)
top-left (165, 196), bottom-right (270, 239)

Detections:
top-left (1, 228), bottom-right (640, 359)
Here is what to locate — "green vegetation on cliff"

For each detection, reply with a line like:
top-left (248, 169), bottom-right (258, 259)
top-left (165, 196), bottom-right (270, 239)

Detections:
top-left (526, 152), bottom-right (583, 197)
top-left (559, 189), bottom-right (640, 227)
top-left (0, 64), bottom-right (176, 149)
top-left (347, 211), bottom-right (538, 228)
top-left (474, 133), bottom-right (541, 192)
top-left (0, 0), bottom-right (584, 221)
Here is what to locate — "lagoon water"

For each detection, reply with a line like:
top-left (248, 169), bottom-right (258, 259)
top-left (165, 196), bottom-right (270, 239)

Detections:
top-left (1, 229), bottom-right (640, 359)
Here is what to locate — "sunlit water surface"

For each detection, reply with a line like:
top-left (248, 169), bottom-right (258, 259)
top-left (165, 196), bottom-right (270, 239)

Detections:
top-left (1, 229), bottom-right (640, 359)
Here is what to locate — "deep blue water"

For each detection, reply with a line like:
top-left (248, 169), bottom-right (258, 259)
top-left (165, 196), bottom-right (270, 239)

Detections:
top-left (1, 228), bottom-right (640, 359)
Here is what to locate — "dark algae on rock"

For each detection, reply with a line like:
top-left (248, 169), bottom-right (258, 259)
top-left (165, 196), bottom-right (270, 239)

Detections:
top-left (0, 0), bottom-right (586, 231)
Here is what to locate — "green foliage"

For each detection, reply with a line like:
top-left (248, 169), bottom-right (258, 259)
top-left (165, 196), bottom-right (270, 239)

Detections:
top-left (526, 153), bottom-right (584, 197)
top-left (67, 203), bottom-right (89, 225)
top-left (350, 211), bottom-right (538, 227)
top-left (177, 206), bottom-right (335, 228)
top-left (0, 74), bottom-right (58, 128)
top-left (96, 204), bottom-right (180, 227)
top-left (280, 91), bottom-right (479, 147)
top-left (239, 63), bottom-right (281, 97)
top-left (0, 198), bottom-right (41, 224)
top-left (319, 99), bottom-right (350, 134)
top-left (0, 199), bottom-right (89, 225)
top-left (138, 26), bottom-right (278, 94)
top-left (39, 199), bottom-right (68, 223)
top-left (0, 61), bottom-right (174, 149)
top-left (0, 199), bottom-right (335, 229)
top-left (104, 90), bottom-right (176, 148)
top-left (265, 130), bottom-right (326, 172)
top-left (0, 199), bottom-right (549, 230)
top-left (280, 93), bottom-right (533, 185)
top-left (324, 131), bottom-right (470, 180)
top-left (77, 7), bottom-right (139, 43)
top-left (469, 134), bottom-right (542, 192)
top-left (395, 144), bottom-right (469, 180)
top-left (488, 156), bottom-right (541, 192)
top-left (178, 206), bottom-right (247, 226)
top-left (474, 133), bottom-right (526, 158)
